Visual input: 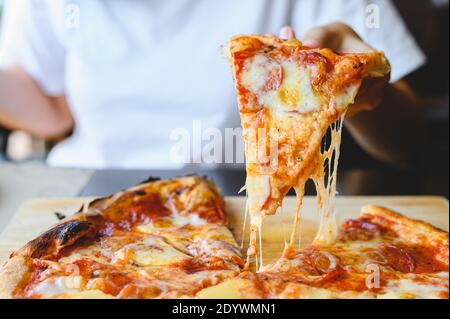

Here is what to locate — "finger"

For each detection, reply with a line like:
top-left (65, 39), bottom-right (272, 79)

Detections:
top-left (279, 26), bottom-right (295, 40)
top-left (358, 76), bottom-right (389, 97)
top-left (302, 23), bottom-right (368, 51)
top-left (341, 34), bottom-right (373, 52)
top-left (301, 26), bottom-right (331, 49)
top-left (347, 76), bottom-right (388, 117)
top-left (302, 39), bottom-right (322, 48)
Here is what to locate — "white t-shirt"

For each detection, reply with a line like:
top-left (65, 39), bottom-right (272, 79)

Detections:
top-left (0, 0), bottom-right (425, 169)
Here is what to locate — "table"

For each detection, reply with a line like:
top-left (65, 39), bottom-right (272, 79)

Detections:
top-left (1, 161), bottom-right (448, 234)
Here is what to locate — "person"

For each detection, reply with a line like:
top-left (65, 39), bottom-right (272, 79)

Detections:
top-left (0, 0), bottom-right (425, 169)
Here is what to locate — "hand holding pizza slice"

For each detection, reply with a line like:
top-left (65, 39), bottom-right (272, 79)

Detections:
top-left (226, 34), bottom-right (391, 265)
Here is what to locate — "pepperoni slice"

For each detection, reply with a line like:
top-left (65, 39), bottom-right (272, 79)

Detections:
top-left (241, 55), bottom-right (283, 93)
top-left (293, 249), bottom-right (343, 283)
top-left (382, 244), bottom-right (448, 274)
top-left (339, 219), bottom-right (382, 241)
top-left (382, 244), bottom-right (415, 273)
top-left (263, 63), bottom-right (283, 91)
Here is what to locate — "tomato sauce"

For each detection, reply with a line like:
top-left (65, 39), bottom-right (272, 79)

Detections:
top-left (101, 192), bottom-right (172, 231)
top-left (339, 219), bottom-right (391, 241)
top-left (14, 261), bottom-right (48, 298)
top-left (179, 257), bottom-right (229, 274)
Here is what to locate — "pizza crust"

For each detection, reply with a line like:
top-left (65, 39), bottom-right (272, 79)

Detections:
top-left (0, 256), bottom-right (29, 299)
top-left (361, 205), bottom-right (448, 239)
top-left (361, 205), bottom-right (449, 265)
top-left (0, 214), bottom-right (94, 298)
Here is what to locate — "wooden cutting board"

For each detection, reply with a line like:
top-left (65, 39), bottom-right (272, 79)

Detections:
top-left (0, 196), bottom-right (448, 266)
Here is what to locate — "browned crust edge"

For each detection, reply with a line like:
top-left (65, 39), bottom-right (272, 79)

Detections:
top-left (361, 204), bottom-right (449, 239)
top-left (228, 34), bottom-right (391, 79)
top-left (0, 256), bottom-right (29, 299)
top-left (361, 204), bottom-right (449, 265)
top-left (11, 175), bottom-right (221, 259)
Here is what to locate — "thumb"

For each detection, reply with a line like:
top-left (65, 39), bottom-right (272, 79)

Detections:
top-left (279, 26), bottom-right (296, 40)
top-left (301, 27), bottom-right (331, 49)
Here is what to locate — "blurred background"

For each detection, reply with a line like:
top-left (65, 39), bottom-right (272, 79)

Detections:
top-left (0, 0), bottom-right (448, 201)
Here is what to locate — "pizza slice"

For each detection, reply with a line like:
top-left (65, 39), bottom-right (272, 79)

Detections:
top-left (196, 205), bottom-right (449, 299)
top-left (226, 35), bottom-right (391, 264)
top-left (0, 176), bottom-right (244, 299)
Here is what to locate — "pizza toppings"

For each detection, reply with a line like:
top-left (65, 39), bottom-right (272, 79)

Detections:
top-left (339, 219), bottom-right (389, 241)
top-left (381, 244), bottom-right (448, 274)
top-left (241, 55), bottom-right (283, 94)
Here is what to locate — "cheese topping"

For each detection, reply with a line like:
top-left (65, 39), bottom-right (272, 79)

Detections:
top-left (114, 236), bottom-right (191, 266)
top-left (136, 213), bottom-right (207, 233)
top-left (380, 272), bottom-right (449, 299)
top-left (241, 55), bottom-right (321, 113)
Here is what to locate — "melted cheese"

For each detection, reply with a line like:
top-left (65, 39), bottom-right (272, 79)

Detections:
top-left (237, 49), bottom-right (361, 268)
top-left (277, 283), bottom-right (340, 299)
top-left (195, 278), bottom-right (249, 299)
top-left (241, 55), bottom-right (322, 113)
top-left (312, 113), bottom-right (346, 245)
top-left (245, 175), bottom-right (269, 268)
top-left (241, 54), bottom-right (277, 92)
top-left (114, 236), bottom-right (191, 266)
top-left (30, 276), bottom-right (115, 299)
top-left (136, 214), bottom-right (207, 233)
top-left (380, 272), bottom-right (449, 299)
top-left (31, 276), bottom-right (82, 298)
top-left (59, 246), bottom-right (111, 264)
top-left (58, 290), bottom-right (115, 299)
top-left (276, 62), bottom-right (321, 113)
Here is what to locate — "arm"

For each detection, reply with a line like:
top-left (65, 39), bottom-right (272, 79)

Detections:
top-left (0, 0), bottom-right (73, 140)
top-left (0, 66), bottom-right (73, 139)
top-left (280, 24), bottom-right (426, 168)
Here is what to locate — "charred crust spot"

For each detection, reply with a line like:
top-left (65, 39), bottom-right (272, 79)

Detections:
top-left (88, 195), bottom-right (113, 209)
top-left (54, 212), bottom-right (66, 220)
top-left (55, 221), bottom-right (90, 245)
top-left (173, 174), bottom-right (210, 182)
top-left (31, 241), bottom-right (50, 258)
top-left (262, 45), bottom-right (276, 53)
top-left (137, 176), bottom-right (161, 185)
top-left (133, 190), bottom-right (147, 196)
top-left (177, 173), bottom-right (196, 177)
top-left (28, 220), bottom-right (92, 258)
top-left (174, 186), bottom-right (189, 196)
top-left (352, 62), bottom-right (363, 70)
top-left (175, 173), bottom-right (198, 179)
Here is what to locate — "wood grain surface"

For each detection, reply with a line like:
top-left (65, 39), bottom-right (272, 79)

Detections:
top-left (0, 196), bottom-right (448, 265)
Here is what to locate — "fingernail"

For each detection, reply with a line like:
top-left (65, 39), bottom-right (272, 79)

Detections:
top-left (279, 26), bottom-right (293, 39)
top-left (302, 39), bottom-right (321, 48)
